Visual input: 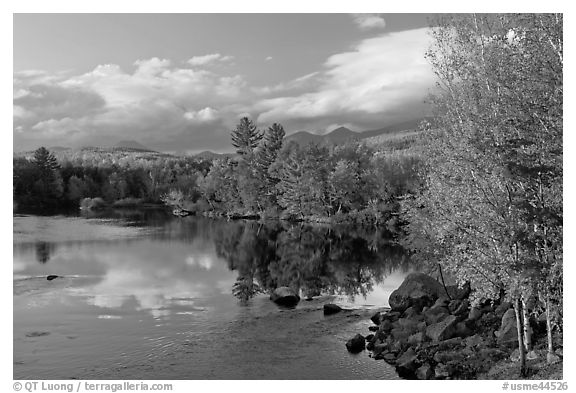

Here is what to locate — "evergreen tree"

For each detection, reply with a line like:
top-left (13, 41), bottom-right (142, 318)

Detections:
top-left (231, 117), bottom-right (263, 156)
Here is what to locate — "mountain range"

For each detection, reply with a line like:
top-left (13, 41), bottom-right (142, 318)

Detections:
top-left (285, 118), bottom-right (425, 146)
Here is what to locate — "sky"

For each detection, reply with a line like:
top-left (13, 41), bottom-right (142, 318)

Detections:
top-left (13, 13), bottom-right (438, 154)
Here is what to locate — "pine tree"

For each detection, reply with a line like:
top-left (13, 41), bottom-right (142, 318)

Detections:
top-left (231, 117), bottom-right (263, 156)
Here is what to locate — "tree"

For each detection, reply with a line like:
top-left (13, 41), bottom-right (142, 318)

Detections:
top-left (405, 14), bottom-right (562, 375)
top-left (30, 147), bottom-right (64, 204)
top-left (231, 117), bottom-right (263, 157)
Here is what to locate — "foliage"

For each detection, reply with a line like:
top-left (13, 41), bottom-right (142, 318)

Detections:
top-left (403, 13), bottom-right (562, 373)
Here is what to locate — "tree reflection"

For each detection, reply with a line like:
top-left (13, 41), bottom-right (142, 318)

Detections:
top-left (35, 241), bottom-right (54, 264)
top-left (214, 221), bottom-right (410, 302)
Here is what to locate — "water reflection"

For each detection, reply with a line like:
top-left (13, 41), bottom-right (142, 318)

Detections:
top-left (212, 221), bottom-right (410, 303)
top-left (14, 213), bottom-right (412, 315)
top-left (35, 241), bottom-right (54, 264)
top-left (14, 212), bottom-right (409, 379)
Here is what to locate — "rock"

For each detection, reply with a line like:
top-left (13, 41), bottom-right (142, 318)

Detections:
top-left (448, 299), bottom-right (462, 313)
top-left (368, 325), bottom-right (379, 332)
top-left (434, 350), bottom-right (466, 364)
top-left (379, 319), bottom-right (394, 333)
top-left (388, 273), bottom-right (445, 312)
top-left (372, 343), bottom-right (388, 356)
top-left (365, 334), bottom-right (375, 342)
top-left (270, 287), bottom-right (300, 307)
top-left (496, 309), bottom-right (518, 345)
top-left (468, 307), bottom-right (483, 321)
top-left (527, 350), bottom-right (539, 360)
top-left (455, 321), bottom-right (474, 338)
top-left (464, 334), bottom-right (484, 348)
top-left (397, 317), bottom-right (421, 332)
top-left (424, 306), bottom-right (450, 324)
top-left (371, 311), bottom-right (383, 325)
top-left (25, 331), bottom-right (50, 337)
top-left (416, 363), bottom-right (434, 380)
top-left (345, 334), bottom-right (366, 353)
top-left (408, 331), bottom-right (426, 346)
top-left (435, 363), bottom-right (450, 379)
top-left (403, 306), bottom-right (421, 319)
top-left (547, 353), bottom-right (561, 364)
top-left (323, 303), bottom-right (342, 315)
top-left (495, 301), bottom-right (512, 318)
top-left (478, 348), bottom-right (507, 361)
top-left (395, 348), bottom-right (419, 378)
top-left (432, 296), bottom-right (450, 309)
top-left (381, 352), bottom-right (398, 364)
top-left (510, 348), bottom-right (521, 362)
top-left (437, 337), bottom-right (463, 350)
top-left (426, 315), bottom-right (458, 342)
top-left (453, 299), bottom-right (470, 316)
top-left (46, 275), bottom-right (59, 281)
top-left (391, 327), bottom-right (411, 343)
top-left (371, 310), bottom-right (400, 325)
top-left (384, 311), bottom-right (402, 322)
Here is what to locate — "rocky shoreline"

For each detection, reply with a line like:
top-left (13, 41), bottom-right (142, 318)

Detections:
top-left (345, 273), bottom-right (563, 380)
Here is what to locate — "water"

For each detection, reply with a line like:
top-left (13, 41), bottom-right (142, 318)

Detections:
top-left (13, 209), bottom-right (412, 380)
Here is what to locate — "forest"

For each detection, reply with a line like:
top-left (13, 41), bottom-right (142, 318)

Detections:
top-left (12, 13), bottom-right (562, 375)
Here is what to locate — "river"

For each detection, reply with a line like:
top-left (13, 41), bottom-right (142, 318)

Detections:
top-left (13, 209), bottom-right (412, 379)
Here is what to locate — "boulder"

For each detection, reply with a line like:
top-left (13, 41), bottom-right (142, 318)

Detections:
top-left (371, 311), bottom-right (383, 325)
top-left (323, 303), bottom-right (342, 315)
top-left (437, 337), bottom-right (463, 350)
top-left (270, 287), bottom-right (300, 307)
top-left (397, 317), bottom-right (421, 332)
top-left (46, 275), bottom-right (59, 281)
top-left (424, 306), bottom-right (450, 325)
top-left (547, 352), bottom-right (561, 364)
top-left (468, 306), bottom-right (483, 322)
top-left (496, 309), bottom-right (518, 345)
top-left (379, 319), bottom-right (394, 333)
top-left (495, 301), bottom-right (512, 318)
top-left (435, 363), bottom-right (450, 379)
top-left (432, 296), bottom-right (450, 309)
top-left (452, 299), bottom-right (470, 316)
top-left (426, 315), bottom-right (458, 342)
top-left (388, 273), bottom-right (445, 312)
top-left (454, 321), bottom-right (474, 338)
top-left (408, 331), bottom-right (426, 346)
top-left (395, 348), bottom-right (419, 378)
top-left (345, 334), bottom-right (366, 353)
top-left (416, 363), bottom-right (434, 380)
top-left (434, 350), bottom-right (466, 363)
top-left (403, 306), bottom-right (421, 319)
top-left (391, 328), bottom-right (412, 343)
top-left (464, 334), bottom-right (484, 349)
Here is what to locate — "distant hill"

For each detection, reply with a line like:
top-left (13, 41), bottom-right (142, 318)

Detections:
top-left (285, 118), bottom-right (427, 147)
top-left (114, 140), bottom-right (154, 152)
top-left (191, 151), bottom-right (236, 161)
top-left (47, 146), bottom-right (71, 152)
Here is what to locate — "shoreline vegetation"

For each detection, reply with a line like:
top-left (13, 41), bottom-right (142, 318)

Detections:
top-left (12, 14), bottom-right (562, 381)
top-left (345, 273), bottom-right (562, 380)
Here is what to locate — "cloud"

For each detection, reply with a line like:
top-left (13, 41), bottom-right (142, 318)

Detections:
top-left (187, 53), bottom-right (234, 66)
top-left (13, 28), bottom-right (436, 152)
top-left (14, 58), bottom-right (250, 151)
top-left (255, 28), bottom-right (436, 131)
top-left (351, 14), bottom-right (387, 31)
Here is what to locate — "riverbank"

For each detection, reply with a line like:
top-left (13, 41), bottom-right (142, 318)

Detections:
top-left (348, 273), bottom-right (563, 380)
